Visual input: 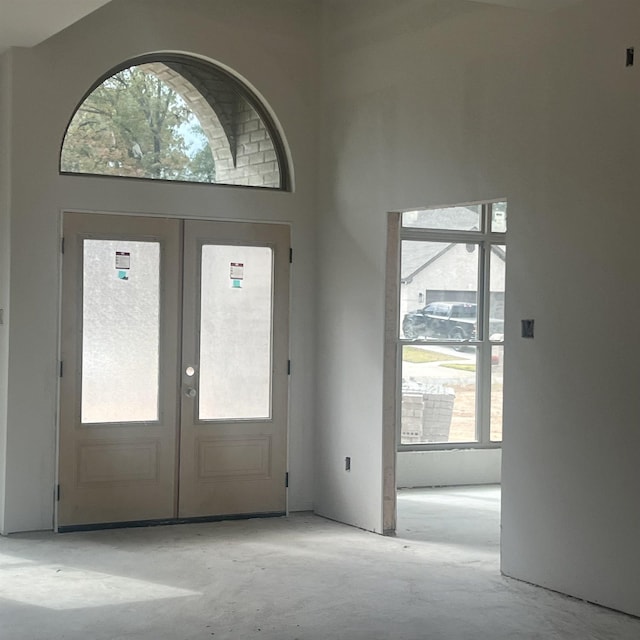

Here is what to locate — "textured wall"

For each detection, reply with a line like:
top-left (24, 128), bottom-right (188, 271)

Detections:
top-left (317, 0), bottom-right (640, 615)
top-left (2, 0), bottom-right (320, 532)
top-left (0, 51), bottom-right (12, 534)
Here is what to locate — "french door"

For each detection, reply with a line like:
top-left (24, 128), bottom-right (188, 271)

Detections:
top-left (58, 213), bottom-right (290, 530)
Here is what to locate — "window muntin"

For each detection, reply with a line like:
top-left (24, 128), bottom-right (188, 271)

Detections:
top-left (398, 201), bottom-right (506, 448)
top-left (60, 56), bottom-right (288, 190)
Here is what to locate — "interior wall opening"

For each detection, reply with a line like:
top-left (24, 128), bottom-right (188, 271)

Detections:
top-left (384, 201), bottom-right (507, 538)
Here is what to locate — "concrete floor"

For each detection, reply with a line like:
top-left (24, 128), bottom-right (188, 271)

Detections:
top-left (1, 485), bottom-right (639, 639)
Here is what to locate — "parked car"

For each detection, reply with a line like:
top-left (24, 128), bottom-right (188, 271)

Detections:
top-left (402, 301), bottom-right (477, 341)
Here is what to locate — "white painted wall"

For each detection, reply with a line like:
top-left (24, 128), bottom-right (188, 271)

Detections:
top-left (499, 0), bottom-right (640, 618)
top-left (1, 0), bottom-right (319, 533)
top-left (0, 0), bottom-right (111, 52)
top-left (397, 450), bottom-right (501, 488)
top-left (465, 0), bottom-right (584, 10)
top-left (316, 0), bottom-right (519, 535)
top-left (0, 50), bottom-right (12, 534)
top-left (4, 0), bottom-right (640, 619)
top-left (317, 0), bottom-right (640, 617)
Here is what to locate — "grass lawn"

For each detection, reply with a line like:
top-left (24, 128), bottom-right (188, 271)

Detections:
top-left (441, 363), bottom-right (476, 372)
top-left (403, 346), bottom-right (465, 364)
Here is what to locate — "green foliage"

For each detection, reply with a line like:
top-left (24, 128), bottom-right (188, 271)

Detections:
top-left (184, 126), bottom-right (216, 183)
top-left (61, 66), bottom-right (216, 183)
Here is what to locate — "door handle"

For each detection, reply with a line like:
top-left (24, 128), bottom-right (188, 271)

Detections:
top-left (185, 387), bottom-right (197, 398)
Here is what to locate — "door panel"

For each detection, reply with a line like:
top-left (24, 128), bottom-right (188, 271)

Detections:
top-left (58, 213), bottom-right (181, 528)
top-left (58, 214), bottom-right (289, 528)
top-left (178, 221), bottom-right (289, 518)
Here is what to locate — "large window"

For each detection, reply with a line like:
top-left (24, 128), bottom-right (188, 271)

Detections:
top-left (60, 55), bottom-right (289, 190)
top-left (398, 201), bottom-right (506, 448)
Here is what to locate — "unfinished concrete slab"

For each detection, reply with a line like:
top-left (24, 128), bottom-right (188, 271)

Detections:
top-left (1, 486), bottom-right (638, 639)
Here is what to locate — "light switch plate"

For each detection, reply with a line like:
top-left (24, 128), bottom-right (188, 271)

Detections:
top-left (521, 319), bottom-right (534, 338)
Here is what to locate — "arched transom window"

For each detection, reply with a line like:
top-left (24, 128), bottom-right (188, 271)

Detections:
top-left (60, 55), bottom-right (289, 190)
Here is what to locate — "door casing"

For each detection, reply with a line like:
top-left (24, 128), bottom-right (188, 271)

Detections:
top-left (57, 212), bottom-right (290, 531)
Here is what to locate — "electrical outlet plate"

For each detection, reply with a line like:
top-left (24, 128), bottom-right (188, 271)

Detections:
top-left (521, 319), bottom-right (534, 338)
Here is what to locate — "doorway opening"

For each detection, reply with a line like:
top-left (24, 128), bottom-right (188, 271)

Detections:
top-left (383, 201), bottom-right (506, 536)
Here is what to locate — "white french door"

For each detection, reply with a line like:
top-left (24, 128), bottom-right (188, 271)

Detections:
top-left (58, 213), bottom-right (290, 530)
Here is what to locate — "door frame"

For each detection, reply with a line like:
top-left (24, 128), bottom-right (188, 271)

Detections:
top-left (55, 210), bottom-right (292, 531)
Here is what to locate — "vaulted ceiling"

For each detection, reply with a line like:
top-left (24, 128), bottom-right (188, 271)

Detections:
top-left (0, 0), bottom-right (111, 54)
top-left (464, 0), bottom-right (583, 9)
top-left (0, 0), bottom-right (586, 55)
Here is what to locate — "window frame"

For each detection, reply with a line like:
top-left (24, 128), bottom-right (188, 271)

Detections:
top-left (59, 53), bottom-right (291, 192)
top-left (396, 200), bottom-right (506, 451)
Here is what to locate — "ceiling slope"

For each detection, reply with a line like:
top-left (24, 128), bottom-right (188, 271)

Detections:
top-left (0, 0), bottom-right (112, 53)
top-left (464, 0), bottom-right (584, 10)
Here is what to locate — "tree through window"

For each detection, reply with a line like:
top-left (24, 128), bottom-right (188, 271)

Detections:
top-left (60, 56), bottom-right (288, 189)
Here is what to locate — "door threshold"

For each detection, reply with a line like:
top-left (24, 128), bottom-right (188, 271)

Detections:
top-left (57, 511), bottom-right (286, 533)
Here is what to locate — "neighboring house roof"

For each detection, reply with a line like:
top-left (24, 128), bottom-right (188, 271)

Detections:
top-left (401, 206), bottom-right (505, 283)
top-left (403, 242), bottom-right (506, 283)
top-left (402, 243), bottom-right (456, 283)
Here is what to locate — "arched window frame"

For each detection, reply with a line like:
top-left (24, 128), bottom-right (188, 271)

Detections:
top-left (59, 53), bottom-right (291, 192)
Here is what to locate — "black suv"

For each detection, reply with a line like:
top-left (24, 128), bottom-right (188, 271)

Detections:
top-left (402, 301), bottom-right (477, 341)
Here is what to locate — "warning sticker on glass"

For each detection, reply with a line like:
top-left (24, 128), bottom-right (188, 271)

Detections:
top-left (115, 251), bottom-right (131, 270)
top-left (230, 262), bottom-right (244, 280)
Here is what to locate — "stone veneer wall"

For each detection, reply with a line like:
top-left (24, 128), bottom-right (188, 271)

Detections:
top-left (141, 62), bottom-right (281, 188)
top-left (223, 101), bottom-right (280, 188)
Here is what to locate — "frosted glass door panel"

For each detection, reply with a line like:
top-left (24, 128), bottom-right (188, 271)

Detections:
top-left (82, 240), bottom-right (160, 423)
top-left (199, 245), bottom-right (273, 420)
